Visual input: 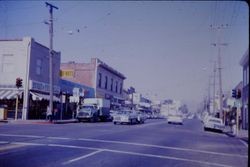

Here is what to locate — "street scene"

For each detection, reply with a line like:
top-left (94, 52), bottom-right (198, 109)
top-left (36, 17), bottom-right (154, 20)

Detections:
top-left (0, 1), bottom-right (249, 167)
top-left (0, 119), bottom-right (248, 167)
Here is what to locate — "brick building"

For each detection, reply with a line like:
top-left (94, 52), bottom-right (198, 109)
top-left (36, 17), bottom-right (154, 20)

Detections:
top-left (60, 58), bottom-right (126, 107)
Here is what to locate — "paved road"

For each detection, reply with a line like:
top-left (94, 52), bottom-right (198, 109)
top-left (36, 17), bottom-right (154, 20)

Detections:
top-left (0, 119), bottom-right (248, 167)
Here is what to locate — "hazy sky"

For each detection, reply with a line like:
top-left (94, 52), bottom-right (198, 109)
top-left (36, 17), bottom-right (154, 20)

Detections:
top-left (0, 1), bottom-right (248, 111)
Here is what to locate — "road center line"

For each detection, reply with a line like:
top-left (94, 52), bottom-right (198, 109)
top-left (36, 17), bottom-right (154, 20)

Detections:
top-left (0, 133), bottom-right (247, 158)
top-left (47, 137), bottom-right (71, 140)
top-left (1, 141), bottom-right (238, 167)
top-left (77, 138), bottom-right (248, 158)
top-left (136, 121), bottom-right (166, 128)
top-left (48, 143), bottom-right (99, 151)
top-left (7, 141), bottom-right (235, 167)
top-left (62, 150), bottom-right (103, 165)
top-left (103, 149), bottom-right (234, 167)
top-left (0, 141), bottom-right (9, 144)
top-left (0, 134), bottom-right (44, 138)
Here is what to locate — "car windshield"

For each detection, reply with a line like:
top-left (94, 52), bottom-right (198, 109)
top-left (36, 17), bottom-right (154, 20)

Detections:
top-left (82, 106), bottom-right (94, 110)
top-left (209, 119), bottom-right (222, 124)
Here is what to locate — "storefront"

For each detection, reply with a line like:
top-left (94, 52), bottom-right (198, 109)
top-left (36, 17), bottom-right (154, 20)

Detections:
top-left (27, 80), bottom-right (60, 119)
top-left (59, 79), bottom-right (95, 119)
top-left (0, 37), bottom-right (61, 120)
top-left (0, 87), bottom-right (23, 119)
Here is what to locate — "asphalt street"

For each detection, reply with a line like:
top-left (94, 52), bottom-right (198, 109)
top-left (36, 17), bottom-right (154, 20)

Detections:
top-left (0, 118), bottom-right (248, 167)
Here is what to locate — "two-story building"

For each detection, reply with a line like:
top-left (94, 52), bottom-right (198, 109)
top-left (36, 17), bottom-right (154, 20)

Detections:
top-left (240, 49), bottom-right (249, 130)
top-left (60, 58), bottom-right (126, 108)
top-left (0, 37), bottom-right (61, 120)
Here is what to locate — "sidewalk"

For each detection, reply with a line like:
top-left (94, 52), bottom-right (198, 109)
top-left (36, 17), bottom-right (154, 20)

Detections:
top-left (224, 126), bottom-right (248, 144)
top-left (0, 119), bottom-right (78, 124)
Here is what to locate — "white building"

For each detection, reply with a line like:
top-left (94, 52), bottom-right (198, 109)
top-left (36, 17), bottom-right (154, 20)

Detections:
top-left (0, 37), bottom-right (61, 120)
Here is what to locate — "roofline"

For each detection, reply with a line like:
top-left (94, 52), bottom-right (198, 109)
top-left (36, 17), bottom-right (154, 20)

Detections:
top-left (239, 48), bottom-right (249, 66)
top-left (96, 58), bottom-right (126, 79)
top-left (0, 39), bottom-right (23, 41)
top-left (34, 41), bottom-right (60, 54)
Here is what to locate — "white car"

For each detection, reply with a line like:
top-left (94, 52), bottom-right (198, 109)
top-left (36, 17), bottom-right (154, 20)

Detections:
top-left (204, 117), bottom-right (225, 132)
top-left (113, 110), bottom-right (138, 125)
top-left (168, 115), bottom-right (183, 125)
top-left (137, 112), bottom-right (147, 124)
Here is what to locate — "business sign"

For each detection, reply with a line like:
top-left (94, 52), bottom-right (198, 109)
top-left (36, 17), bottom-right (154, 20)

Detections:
top-left (69, 96), bottom-right (79, 103)
top-left (30, 80), bottom-right (60, 94)
top-left (72, 87), bottom-right (84, 97)
top-left (60, 70), bottom-right (74, 78)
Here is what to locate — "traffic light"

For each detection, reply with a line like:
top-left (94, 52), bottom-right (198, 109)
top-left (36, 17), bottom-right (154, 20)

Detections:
top-left (232, 89), bottom-right (236, 98)
top-left (236, 89), bottom-right (241, 99)
top-left (16, 78), bottom-right (23, 88)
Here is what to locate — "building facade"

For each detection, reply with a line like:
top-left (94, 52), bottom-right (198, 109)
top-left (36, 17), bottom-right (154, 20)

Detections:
top-left (60, 58), bottom-right (126, 107)
top-left (240, 49), bottom-right (249, 130)
top-left (0, 37), bottom-right (61, 120)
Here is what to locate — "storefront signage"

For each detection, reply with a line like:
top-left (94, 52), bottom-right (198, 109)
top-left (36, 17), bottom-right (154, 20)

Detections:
top-left (72, 87), bottom-right (84, 97)
top-left (60, 70), bottom-right (74, 77)
top-left (30, 80), bottom-right (60, 94)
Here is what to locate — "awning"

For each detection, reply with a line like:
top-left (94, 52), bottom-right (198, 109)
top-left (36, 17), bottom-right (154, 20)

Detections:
top-left (0, 89), bottom-right (23, 99)
top-left (30, 92), bottom-right (60, 102)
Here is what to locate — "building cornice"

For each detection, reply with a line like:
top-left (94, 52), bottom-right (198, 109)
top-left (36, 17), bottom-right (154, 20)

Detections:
top-left (239, 48), bottom-right (249, 66)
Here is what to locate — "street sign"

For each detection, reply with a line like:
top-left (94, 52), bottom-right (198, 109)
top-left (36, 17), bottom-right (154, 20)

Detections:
top-left (235, 100), bottom-right (242, 108)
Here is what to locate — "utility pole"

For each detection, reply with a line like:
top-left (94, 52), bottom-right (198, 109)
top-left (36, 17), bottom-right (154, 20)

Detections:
top-left (213, 61), bottom-right (216, 115)
top-left (208, 75), bottom-right (213, 114)
top-left (45, 2), bottom-right (58, 121)
top-left (211, 24), bottom-right (228, 122)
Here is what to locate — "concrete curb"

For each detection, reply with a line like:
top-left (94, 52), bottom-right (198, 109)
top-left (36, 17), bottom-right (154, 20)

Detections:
top-left (0, 120), bottom-right (8, 123)
top-left (0, 119), bottom-right (79, 124)
top-left (53, 119), bottom-right (78, 124)
top-left (224, 131), bottom-right (248, 145)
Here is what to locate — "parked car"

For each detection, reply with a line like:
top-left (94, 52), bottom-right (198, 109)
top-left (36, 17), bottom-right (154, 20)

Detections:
top-left (113, 110), bottom-right (138, 125)
top-left (136, 111), bottom-right (147, 124)
top-left (110, 109), bottom-right (120, 120)
top-left (204, 116), bottom-right (225, 132)
top-left (167, 114), bottom-right (183, 125)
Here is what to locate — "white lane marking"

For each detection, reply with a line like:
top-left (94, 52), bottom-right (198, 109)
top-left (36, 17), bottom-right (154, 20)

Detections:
top-left (47, 137), bottom-right (71, 140)
top-left (239, 139), bottom-right (248, 148)
top-left (103, 149), bottom-right (234, 167)
top-left (136, 121), bottom-right (166, 128)
top-left (62, 150), bottom-right (103, 165)
top-left (1, 141), bottom-right (239, 167)
top-left (77, 138), bottom-right (248, 158)
top-left (0, 141), bottom-right (9, 144)
top-left (48, 144), bottom-right (99, 151)
top-left (0, 133), bottom-right (44, 138)
top-left (12, 142), bottom-right (46, 146)
top-left (0, 133), bottom-right (247, 158)
top-left (0, 143), bottom-right (26, 152)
